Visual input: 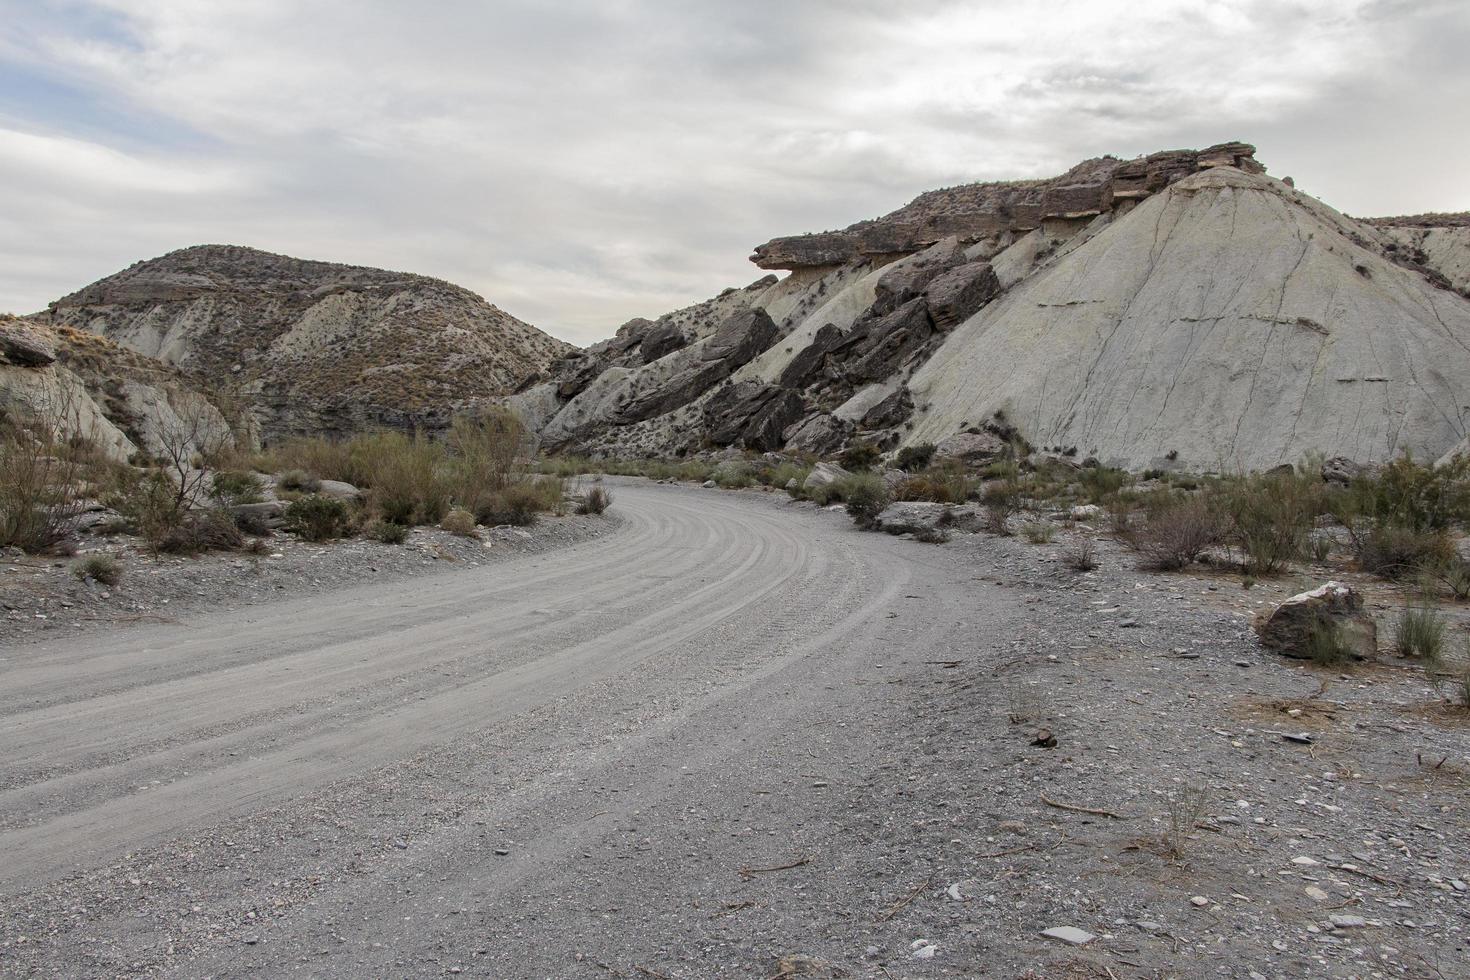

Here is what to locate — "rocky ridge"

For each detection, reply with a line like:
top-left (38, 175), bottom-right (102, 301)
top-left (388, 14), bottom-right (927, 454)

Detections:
top-left (514, 142), bottom-right (1470, 472)
top-left (0, 315), bottom-right (236, 462)
top-left (38, 245), bottom-right (573, 442)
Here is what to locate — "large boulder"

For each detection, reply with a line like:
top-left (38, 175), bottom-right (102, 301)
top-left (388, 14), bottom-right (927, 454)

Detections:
top-left (871, 238), bottom-right (966, 313)
top-left (923, 261), bottom-right (1001, 330)
top-left (778, 323), bottom-right (845, 389)
top-left (934, 430), bottom-right (1010, 465)
top-left (802, 461), bottom-right (851, 492)
top-left (874, 501), bottom-right (982, 535)
top-left (704, 382), bottom-right (805, 452)
top-left (617, 309), bottom-right (779, 424)
top-left (0, 321), bottom-right (56, 367)
top-left (1254, 582), bottom-right (1377, 660)
top-left (639, 321), bottom-right (690, 363)
top-left (840, 298), bottom-right (935, 383)
top-left (1321, 456), bottom-right (1374, 485)
top-left (783, 413), bottom-right (852, 456)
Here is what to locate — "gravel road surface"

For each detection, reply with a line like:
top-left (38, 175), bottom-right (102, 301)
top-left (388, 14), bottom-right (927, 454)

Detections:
top-left (0, 481), bottom-right (1023, 977)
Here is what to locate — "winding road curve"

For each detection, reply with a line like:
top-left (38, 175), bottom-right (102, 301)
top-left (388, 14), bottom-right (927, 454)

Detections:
top-left (0, 480), bottom-right (1015, 977)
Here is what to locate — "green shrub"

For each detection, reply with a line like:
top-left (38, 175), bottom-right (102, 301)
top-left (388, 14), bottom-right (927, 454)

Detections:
top-left (1304, 613), bottom-right (1356, 666)
top-left (365, 518), bottom-right (410, 544)
top-left (356, 432), bottom-right (450, 525)
top-left (1338, 453), bottom-right (1470, 532)
top-left (713, 462), bottom-right (756, 488)
top-left (286, 495), bottom-right (349, 542)
top-left (212, 470), bottom-right (264, 507)
top-left (1221, 470), bottom-right (1324, 576)
top-left (1353, 525), bottom-right (1454, 580)
top-left (894, 443), bottom-right (936, 472)
top-left (1393, 602), bottom-right (1446, 663)
top-left (839, 441), bottom-right (881, 472)
top-left (441, 507), bottom-right (479, 537)
top-left (1078, 466), bottom-right (1131, 504)
top-left (837, 473), bottom-right (892, 528)
top-left (277, 469), bottom-right (321, 493)
top-left (72, 553), bottom-right (122, 586)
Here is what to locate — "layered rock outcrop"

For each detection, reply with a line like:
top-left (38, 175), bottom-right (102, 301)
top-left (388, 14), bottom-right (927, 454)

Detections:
top-left (39, 245), bottom-right (573, 442)
top-left (750, 142), bottom-right (1263, 270)
top-left (514, 141), bottom-right (1470, 473)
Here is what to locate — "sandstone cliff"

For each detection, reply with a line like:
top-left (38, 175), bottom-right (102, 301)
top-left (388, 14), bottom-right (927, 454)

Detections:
top-left (515, 142), bottom-right (1470, 472)
top-left (38, 245), bottom-right (574, 442)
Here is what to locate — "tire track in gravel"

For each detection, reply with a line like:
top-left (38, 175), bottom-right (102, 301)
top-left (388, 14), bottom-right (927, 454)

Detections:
top-left (0, 483), bottom-right (814, 889)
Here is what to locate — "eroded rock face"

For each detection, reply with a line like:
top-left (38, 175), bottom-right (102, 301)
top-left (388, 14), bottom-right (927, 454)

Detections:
top-left (1254, 582), bottom-right (1376, 660)
top-left (751, 142), bottom-right (1265, 270)
top-left (923, 261), bottom-right (1001, 330)
top-left (783, 413), bottom-right (853, 456)
top-left (0, 317), bottom-right (240, 463)
top-left (704, 381), bottom-right (805, 452)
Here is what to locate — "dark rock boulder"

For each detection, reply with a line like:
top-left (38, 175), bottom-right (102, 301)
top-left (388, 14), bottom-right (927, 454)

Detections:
top-left (923, 261), bottom-right (1001, 330)
top-left (778, 323), bottom-right (845, 389)
top-left (841, 298), bottom-right (935, 383)
top-left (861, 388), bottom-right (915, 430)
top-left (1254, 582), bottom-right (1376, 660)
top-left (872, 238), bottom-right (966, 314)
top-left (784, 413), bottom-right (853, 456)
top-left (0, 321), bottom-right (57, 367)
top-left (616, 308), bottom-right (780, 424)
top-left (705, 381), bottom-right (805, 452)
top-left (639, 321), bottom-right (690, 363)
top-left (934, 430), bottom-right (1010, 464)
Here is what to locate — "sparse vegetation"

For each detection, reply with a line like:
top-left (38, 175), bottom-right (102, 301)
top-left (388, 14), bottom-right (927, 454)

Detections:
top-left (0, 391), bottom-right (97, 553)
top-left (576, 485), bottom-right (612, 515)
top-left (286, 495), bottom-right (350, 542)
top-left (1063, 539), bottom-right (1099, 572)
top-left (277, 469), bottom-right (321, 493)
top-left (1304, 613), bottom-right (1356, 666)
top-left (894, 443), bottom-right (936, 472)
top-left (1393, 601), bottom-right (1446, 663)
top-left (441, 507), bottom-right (478, 537)
top-left (71, 553), bottom-right (122, 586)
top-left (1021, 520), bottom-right (1055, 544)
top-left (365, 518), bottom-right (410, 544)
top-left (1130, 498), bottom-right (1224, 571)
top-left (1163, 785), bottom-right (1209, 861)
top-left (838, 473), bottom-right (892, 528)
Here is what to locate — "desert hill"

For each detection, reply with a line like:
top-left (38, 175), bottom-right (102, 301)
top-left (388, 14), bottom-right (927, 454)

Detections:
top-left (37, 245), bottom-right (573, 442)
top-left (512, 142), bottom-right (1470, 472)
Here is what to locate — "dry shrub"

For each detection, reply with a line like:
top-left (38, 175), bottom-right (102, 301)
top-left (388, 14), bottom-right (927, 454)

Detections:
top-left (157, 510), bottom-right (245, 554)
top-left (1063, 538), bottom-right (1099, 572)
top-left (443, 411), bottom-right (528, 514)
top-left (1132, 498), bottom-right (1224, 571)
top-left (1220, 469), bottom-right (1324, 575)
top-left (0, 386), bottom-right (102, 552)
top-left (441, 507), bottom-right (478, 537)
top-left (476, 477), bottom-right (563, 526)
top-left (894, 469), bottom-right (972, 504)
top-left (72, 553), bottom-right (123, 586)
top-left (837, 473), bottom-right (892, 528)
top-left (576, 484), bottom-right (612, 515)
top-left (354, 432), bottom-right (450, 525)
top-left (1354, 525), bottom-right (1454, 580)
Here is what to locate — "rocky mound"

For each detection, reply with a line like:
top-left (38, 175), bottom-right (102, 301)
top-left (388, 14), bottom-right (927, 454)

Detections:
top-left (514, 142), bottom-right (1470, 472)
top-left (39, 245), bottom-right (574, 441)
top-left (1, 315), bottom-right (237, 462)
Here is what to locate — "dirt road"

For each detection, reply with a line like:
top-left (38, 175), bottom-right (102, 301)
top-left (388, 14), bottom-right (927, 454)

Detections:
top-left (6, 481), bottom-right (1466, 979)
top-left (0, 481), bottom-right (1021, 977)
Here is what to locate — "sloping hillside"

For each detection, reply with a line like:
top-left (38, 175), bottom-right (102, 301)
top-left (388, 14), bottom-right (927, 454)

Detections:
top-left (39, 245), bottom-right (574, 441)
top-left (515, 142), bottom-right (1470, 472)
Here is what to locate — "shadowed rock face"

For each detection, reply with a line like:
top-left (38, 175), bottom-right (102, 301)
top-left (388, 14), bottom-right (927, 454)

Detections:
top-left (39, 245), bottom-right (573, 442)
top-left (750, 142), bottom-right (1263, 270)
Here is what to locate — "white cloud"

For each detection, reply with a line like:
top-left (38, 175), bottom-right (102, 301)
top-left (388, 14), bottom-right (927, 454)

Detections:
top-left (0, 0), bottom-right (1466, 340)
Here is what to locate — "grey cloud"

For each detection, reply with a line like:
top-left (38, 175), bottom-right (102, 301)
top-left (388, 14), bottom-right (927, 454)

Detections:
top-left (0, 0), bottom-right (1467, 344)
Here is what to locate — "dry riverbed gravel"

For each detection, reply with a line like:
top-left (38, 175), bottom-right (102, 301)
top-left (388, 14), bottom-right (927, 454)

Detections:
top-left (0, 479), bottom-right (1466, 978)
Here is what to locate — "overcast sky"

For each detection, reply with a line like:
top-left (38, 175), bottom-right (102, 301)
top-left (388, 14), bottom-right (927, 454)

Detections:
top-left (2, 0), bottom-right (1467, 345)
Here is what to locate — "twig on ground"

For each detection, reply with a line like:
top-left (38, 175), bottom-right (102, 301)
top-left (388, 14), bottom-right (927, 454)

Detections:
top-left (1041, 793), bottom-right (1125, 819)
top-left (875, 875), bottom-right (934, 922)
top-left (738, 855), bottom-right (811, 880)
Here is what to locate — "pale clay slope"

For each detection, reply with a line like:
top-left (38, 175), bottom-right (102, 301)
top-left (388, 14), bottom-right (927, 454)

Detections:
top-left (1378, 225), bottom-right (1470, 294)
top-left (905, 168), bottom-right (1470, 472)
